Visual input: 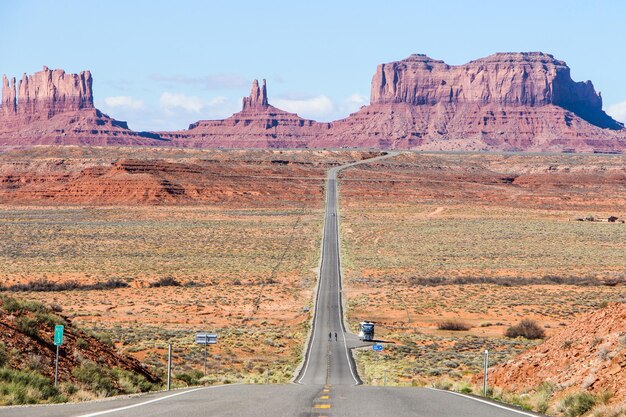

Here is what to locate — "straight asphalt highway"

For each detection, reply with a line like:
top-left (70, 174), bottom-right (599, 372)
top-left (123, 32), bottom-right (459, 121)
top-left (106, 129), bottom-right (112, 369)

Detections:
top-left (0, 152), bottom-right (544, 416)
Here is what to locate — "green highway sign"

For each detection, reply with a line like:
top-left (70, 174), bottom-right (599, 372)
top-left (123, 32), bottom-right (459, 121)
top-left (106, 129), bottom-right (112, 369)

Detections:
top-left (54, 325), bottom-right (64, 346)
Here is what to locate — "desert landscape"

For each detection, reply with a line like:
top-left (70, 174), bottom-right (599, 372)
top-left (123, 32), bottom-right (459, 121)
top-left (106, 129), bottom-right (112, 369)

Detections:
top-left (0, 147), bottom-right (382, 392)
top-left (338, 152), bottom-right (625, 414)
top-left (1, 2), bottom-right (626, 415)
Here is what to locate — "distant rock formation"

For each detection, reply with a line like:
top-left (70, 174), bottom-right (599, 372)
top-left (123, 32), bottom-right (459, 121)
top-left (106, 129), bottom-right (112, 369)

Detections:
top-left (15, 66), bottom-right (94, 119)
top-left (242, 79), bottom-right (269, 111)
top-left (370, 52), bottom-right (621, 130)
top-left (159, 79), bottom-right (331, 148)
top-left (1, 54), bottom-right (626, 152)
top-left (1, 75), bottom-right (17, 116)
top-left (0, 66), bottom-right (165, 146)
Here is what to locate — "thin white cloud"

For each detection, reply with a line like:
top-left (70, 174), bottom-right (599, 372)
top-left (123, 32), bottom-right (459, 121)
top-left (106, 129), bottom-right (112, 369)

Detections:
top-left (341, 93), bottom-right (368, 114)
top-left (103, 96), bottom-right (144, 110)
top-left (151, 73), bottom-right (249, 90)
top-left (607, 101), bottom-right (626, 123)
top-left (273, 93), bottom-right (369, 121)
top-left (157, 92), bottom-right (239, 128)
top-left (160, 92), bottom-right (206, 114)
top-left (273, 95), bottom-right (335, 120)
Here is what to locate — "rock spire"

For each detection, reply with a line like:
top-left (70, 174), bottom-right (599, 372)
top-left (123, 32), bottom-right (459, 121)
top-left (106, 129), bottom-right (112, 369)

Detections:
top-left (242, 79), bottom-right (269, 111)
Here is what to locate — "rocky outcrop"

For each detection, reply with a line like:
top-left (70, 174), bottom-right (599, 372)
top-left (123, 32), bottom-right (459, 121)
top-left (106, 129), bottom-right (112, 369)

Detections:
top-left (489, 303), bottom-right (626, 407)
top-left (0, 67), bottom-right (166, 146)
top-left (160, 79), bottom-right (332, 148)
top-left (1, 54), bottom-right (626, 152)
top-left (242, 79), bottom-right (269, 111)
top-left (14, 66), bottom-right (94, 119)
top-left (370, 53), bottom-right (621, 130)
top-left (1, 75), bottom-right (16, 116)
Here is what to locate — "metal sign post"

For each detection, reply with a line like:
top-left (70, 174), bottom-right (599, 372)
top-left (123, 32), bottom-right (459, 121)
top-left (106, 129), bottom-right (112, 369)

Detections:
top-left (195, 333), bottom-right (217, 376)
top-left (167, 344), bottom-right (172, 391)
top-left (53, 325), bottom-right (64, 386)
top-left (483, 349), bottom-right (489, 397)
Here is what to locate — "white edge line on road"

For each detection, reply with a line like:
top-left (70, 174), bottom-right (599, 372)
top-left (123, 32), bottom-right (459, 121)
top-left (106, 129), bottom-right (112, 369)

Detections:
top-left (76, 384), bottom-right (240, 417)
top-left (428, 388), bottom-right (541, 417)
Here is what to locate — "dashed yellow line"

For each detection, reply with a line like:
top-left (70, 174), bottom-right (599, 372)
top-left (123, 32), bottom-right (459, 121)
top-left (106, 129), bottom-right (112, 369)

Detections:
top-left (320, 395), bottom-right (329, 399)
top-left (314, 404), bottom-right (331, 409)
top-left (322, 388), bottom-right (330, 393)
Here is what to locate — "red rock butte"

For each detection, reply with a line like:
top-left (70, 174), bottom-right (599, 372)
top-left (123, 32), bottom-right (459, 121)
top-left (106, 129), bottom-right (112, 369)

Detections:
top-left (2, 53), bottom-right (626, 152)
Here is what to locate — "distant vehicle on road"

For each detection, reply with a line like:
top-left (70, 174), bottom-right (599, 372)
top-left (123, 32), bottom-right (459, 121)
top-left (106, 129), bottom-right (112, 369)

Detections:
top-left (359, 321), bottom-right (375, 341)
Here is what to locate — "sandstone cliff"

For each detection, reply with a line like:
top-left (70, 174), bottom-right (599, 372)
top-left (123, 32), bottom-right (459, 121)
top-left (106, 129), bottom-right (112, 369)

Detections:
top-left (0, 66), bottom-right (165, 146)
top-left (15, 66), bottom-right (94, 119)
top-left (242, 78), bottom-right (269, 111)
top-left (160, 79), bottom-right (332, 148)
top-left (1, 75), bottom-right (16, 116)
top-left (2, 53), bottom-right (626, 152)
top-left (489, 303), bottom-right (626, 409)
top-left (370, 52), bottom-right (621, 130)
top-left (166, 52), bottom-right (625, 152)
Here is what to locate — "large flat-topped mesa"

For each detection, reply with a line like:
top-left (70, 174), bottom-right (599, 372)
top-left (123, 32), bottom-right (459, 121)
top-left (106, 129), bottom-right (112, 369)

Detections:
top-left (8, 66), bottom-right (94, 119)
top-left (370, 52), bottom-right (621, 130)
top-left (1, 52), bottom-right (625, 152)
top-left (0, 66), bottom-right (165, 146)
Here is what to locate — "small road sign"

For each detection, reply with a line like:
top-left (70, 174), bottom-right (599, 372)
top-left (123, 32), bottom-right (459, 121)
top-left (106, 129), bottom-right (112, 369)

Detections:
top-left (53, 325), bottom-right (64, 386)
top-left (195, 333), bottom-right (218, 345)
top-left (195, 333), bottom-right (218, 375)
top-left (54, 325), bottom-right (64, 346)
top-left (372, 344), bottom-right (383, 352)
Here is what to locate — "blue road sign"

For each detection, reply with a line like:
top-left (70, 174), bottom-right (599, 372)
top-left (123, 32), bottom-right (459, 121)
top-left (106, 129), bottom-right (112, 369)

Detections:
top-left (372, 344), bottom-right (383, 351)
top-left (54, 325), bottom-right (64, 346)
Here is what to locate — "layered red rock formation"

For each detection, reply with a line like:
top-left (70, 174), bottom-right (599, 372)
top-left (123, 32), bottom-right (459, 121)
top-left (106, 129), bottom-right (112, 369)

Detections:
top-left (160, 79), bottom-right (331, 148)
top-left (489, 303), bottom-right (626, 406)
top-left (370, 53), bottom-right (620, 129)
top-left (2, 53), bottom-right (626, 152)
top-left (17, 66), bottom-right (94, 118)
top-left (1, 75), bottom-right (17, 116)
top-left (0, 66), bottom-right (165, 146)
top-left (165, 52), bottom-right (625, 152)
top-left (312, 53), bottom-right (625, 151)
top-left (242, 78), bottom-right (269, 110)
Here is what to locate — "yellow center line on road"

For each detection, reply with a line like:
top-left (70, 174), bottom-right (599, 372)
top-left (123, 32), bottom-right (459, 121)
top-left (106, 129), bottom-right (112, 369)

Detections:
top-left (322, 388), bottom-right (330, 393)
top-left (320, 395), bottom-right (329, 399)
top-left (314, 404), bottom-right (331, 409)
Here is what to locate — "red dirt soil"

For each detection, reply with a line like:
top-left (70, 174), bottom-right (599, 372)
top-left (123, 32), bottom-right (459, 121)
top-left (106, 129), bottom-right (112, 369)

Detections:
top-left (489, 302), bottom-right (626, 402)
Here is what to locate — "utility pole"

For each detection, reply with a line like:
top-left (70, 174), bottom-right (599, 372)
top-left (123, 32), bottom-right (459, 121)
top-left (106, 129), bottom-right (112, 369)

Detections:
top-left (483, 349), bottom-right (489, 397)
top-left (167, 344), bottom-right (172, 391)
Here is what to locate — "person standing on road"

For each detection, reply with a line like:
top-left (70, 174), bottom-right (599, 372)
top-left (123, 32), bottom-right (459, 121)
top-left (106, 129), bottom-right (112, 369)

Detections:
top-left (335, 332), bottom-right (338, 341)
top-left (328, 332), bottom-right (332, 341)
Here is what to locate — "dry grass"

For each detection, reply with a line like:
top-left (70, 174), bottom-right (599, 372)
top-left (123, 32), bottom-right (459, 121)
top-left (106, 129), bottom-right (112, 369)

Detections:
top-left (1, 204), bottom-right (323, 382)
top-left (340, 152), bottom-right (626, 400)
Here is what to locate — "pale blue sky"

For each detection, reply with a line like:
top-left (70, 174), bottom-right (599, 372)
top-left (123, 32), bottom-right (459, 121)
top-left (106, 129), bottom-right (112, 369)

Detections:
top-left (1, 0), bottom-right (625, 130)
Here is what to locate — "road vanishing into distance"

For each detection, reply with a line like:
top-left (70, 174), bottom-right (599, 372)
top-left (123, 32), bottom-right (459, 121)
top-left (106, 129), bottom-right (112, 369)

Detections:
top-left (1, 153), bottom-right (541, 417)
